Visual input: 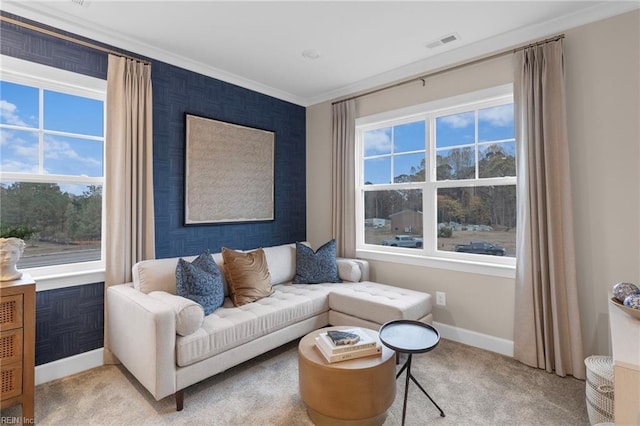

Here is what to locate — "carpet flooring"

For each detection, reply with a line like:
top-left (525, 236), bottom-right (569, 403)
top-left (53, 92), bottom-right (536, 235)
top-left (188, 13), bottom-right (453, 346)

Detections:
top-left (3, 338), bottom-right (590, 425)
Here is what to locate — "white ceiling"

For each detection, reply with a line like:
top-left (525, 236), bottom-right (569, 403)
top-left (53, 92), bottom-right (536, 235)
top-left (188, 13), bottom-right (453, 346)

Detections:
top-left (3, 1), bottom-right (638, 106)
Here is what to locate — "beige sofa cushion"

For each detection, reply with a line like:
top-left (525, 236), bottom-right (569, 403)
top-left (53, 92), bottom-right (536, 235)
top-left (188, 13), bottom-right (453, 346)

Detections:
top-left (130, 242), bottom-right (331, 295)
top-left (262, 243), bottom-right (296, 285)
top-left (133, 252), bottom-right (226, 295)
top-left (175, 283), bottom-right (331, 366)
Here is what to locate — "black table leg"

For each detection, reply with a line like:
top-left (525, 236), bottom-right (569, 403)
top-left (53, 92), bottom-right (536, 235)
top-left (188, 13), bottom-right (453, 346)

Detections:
top-left (395, 355), bottom-right (409, 379)
top-left (397, 353), bottom-right (445, 425)
top-left (401, 354), bottom-right (412, 425)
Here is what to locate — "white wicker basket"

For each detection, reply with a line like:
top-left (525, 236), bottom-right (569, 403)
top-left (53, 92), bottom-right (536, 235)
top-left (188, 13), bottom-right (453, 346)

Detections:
top-left (584, 355), bottom-right (614, 425)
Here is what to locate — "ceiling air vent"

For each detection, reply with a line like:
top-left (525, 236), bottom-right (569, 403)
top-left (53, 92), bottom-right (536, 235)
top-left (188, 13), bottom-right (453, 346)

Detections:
top-left (425, 33), bottom-right (460, 49)
top-left (70, 0), bottom-right (91, 7)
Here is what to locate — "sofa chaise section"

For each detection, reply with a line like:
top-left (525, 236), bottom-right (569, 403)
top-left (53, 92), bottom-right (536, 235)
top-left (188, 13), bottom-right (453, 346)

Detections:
top-left (327, 281), bottom-right (433, 328)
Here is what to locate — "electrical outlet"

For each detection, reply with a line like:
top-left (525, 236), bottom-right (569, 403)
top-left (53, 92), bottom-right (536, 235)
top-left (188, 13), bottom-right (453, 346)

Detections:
top-left (436, 291), bottom-right (446, 306)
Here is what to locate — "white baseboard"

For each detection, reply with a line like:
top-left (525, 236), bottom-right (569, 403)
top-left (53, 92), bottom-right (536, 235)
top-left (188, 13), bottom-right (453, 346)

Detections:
top-left (433, 321), bottom-right (514, 357)
top-left (35, 348), bottom-right (104, 385)
top-left (33, 325), bottom-right (511, 385)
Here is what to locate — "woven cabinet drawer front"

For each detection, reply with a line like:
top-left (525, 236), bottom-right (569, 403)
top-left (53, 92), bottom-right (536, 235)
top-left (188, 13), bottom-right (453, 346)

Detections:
top-left (0, 275), bottom-right (35, 421)
top-left (1, 360), bottom-right (23, 401)
top-left (0, 294), bottom-right (23, 330)
top-left (0, 329), bottom-right (23, 365)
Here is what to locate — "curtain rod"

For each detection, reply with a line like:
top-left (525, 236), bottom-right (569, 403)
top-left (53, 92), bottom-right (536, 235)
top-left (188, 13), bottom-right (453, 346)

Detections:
top-left (1, 15), bottom-right (151, 66)
top-left (332, 33), bottom-right (565, 105)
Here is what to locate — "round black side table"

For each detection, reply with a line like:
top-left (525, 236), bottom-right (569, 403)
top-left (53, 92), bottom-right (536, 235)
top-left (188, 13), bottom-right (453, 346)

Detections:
top-left (379, 320), bottom-right (445, 425)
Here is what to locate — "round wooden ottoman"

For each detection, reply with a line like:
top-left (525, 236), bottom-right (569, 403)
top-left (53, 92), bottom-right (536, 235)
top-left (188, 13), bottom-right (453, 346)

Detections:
top-left (298, 326), bottom-right (396, 426)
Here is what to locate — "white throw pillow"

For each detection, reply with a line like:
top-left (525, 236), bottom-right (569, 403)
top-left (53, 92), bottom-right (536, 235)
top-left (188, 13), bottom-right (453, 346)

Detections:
top-left (148, 291), bottom-right (205, 336)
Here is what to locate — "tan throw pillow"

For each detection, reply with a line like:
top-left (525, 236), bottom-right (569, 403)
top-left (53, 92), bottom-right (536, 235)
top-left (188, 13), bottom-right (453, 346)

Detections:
top-left (222, 247), bottom-right (274, 306)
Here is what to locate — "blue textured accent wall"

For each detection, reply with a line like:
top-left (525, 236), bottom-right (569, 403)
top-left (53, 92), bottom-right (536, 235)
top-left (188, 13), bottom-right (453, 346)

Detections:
top-left (1, 12), bottom-right (306, 363)
top-left (152, 62), bottom-right (306, 258)
top-left (0, 12), bottom-right (108, 79)
top-left (0, 12), bottom-right (306, 259)
top-left (35, 283), bottom-right (104, 366)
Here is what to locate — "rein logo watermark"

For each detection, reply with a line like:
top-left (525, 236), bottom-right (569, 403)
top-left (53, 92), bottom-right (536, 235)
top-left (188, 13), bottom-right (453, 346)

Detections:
top-left (0, 417), bottom-right (35, 424)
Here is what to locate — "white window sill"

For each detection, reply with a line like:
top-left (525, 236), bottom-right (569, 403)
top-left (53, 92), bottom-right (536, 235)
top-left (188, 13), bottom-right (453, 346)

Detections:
top-left (23, 261), bottom-right (105, 291)
top-left (356, 249), bottom-right (516, 279)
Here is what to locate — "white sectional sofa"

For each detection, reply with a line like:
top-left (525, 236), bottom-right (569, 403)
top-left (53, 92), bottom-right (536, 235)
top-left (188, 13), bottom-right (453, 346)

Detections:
top-left (107, 243), bottom-right (433, 411)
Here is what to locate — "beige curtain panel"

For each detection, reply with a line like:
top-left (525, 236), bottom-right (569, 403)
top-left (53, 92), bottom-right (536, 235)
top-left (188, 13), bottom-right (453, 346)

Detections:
top-left (103, 54), bottom-right (156, 364)
top-left (331, 99), bottom-right (357, 258)
top-left (513, 40), bottom-right (585, 379)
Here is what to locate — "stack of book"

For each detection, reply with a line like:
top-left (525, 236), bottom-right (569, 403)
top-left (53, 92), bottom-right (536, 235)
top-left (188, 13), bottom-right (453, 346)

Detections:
top-left (314, 328), bottom-right (381, 363)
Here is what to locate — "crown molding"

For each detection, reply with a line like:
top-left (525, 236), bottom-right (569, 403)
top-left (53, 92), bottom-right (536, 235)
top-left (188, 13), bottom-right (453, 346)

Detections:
top-left (1, 1), bottom-right (307, 106)
top-left (3, 1), bottom-right (638, 107)
top-left (306, 1), bottom-right (640, 106)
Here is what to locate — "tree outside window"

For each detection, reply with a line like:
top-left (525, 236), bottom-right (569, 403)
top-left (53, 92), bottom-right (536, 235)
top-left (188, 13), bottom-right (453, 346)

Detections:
top-left (357, 89), bottom-right (516, 262)
top-left (0, 76), bottom-right (105, 269)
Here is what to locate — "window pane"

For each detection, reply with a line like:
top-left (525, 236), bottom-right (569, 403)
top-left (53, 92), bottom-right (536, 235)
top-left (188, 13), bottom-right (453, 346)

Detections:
top-left (44, 90), bottom-right (104, 136)
top-left (479, 142), bottom-right (516, 178)
top-left (363, 127), bottom-right (391, 156)
top-left (364, 189), bottom-right (422, 247)
top-left (0, 81), bottom-right (39, 128)
top-left (436, 147), bottom-right (475, 180)
top-left (0, 129), bottom-right (39, 173)
top-left (0, 181), bottom-right (102, 268)
top-left (364, 157), bottom-right (391, 184)
top-left (435, 111), bottom-right (474, 148)
top-left (393, 121), bottom-right (425, 153)
top-left (44, 134), bottom-right (103, 177)
top-left (478, 104), bottom-right (514, 142)
top-left (393, 153), bottom-right (425, 183)
top-left (437, 186), bottom-right (516, 257)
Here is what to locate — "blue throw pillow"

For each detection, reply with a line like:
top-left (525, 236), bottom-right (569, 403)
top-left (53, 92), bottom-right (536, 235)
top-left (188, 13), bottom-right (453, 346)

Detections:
top-left (175, 250), bottom-right (224, 315)
top-left (293, 240), bottom-right (341, 284)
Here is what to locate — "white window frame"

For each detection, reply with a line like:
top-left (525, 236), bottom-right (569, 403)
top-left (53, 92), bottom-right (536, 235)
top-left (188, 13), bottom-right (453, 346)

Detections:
top-left (355, 84), bottom-right (516, 278)
top-left (0, 55), bottom-right (107, 289)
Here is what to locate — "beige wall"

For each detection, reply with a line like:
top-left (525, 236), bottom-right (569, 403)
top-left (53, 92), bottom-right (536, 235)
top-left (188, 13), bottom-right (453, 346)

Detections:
top-left (564, 10), bottom-right (640, 356)
top-left (306, 10), bottom-right (640, 356)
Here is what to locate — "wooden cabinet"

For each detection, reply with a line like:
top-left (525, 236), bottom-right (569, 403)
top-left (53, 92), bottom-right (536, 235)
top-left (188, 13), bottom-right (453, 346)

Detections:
top-left (0, 274), bottom-right (35, 424)
top-left (608, 300), bottom-right (640, 425)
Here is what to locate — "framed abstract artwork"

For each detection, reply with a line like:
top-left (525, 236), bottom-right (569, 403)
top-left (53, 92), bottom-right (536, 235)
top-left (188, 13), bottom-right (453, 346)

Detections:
top-left (184, 114), bottom-right (275, 224)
